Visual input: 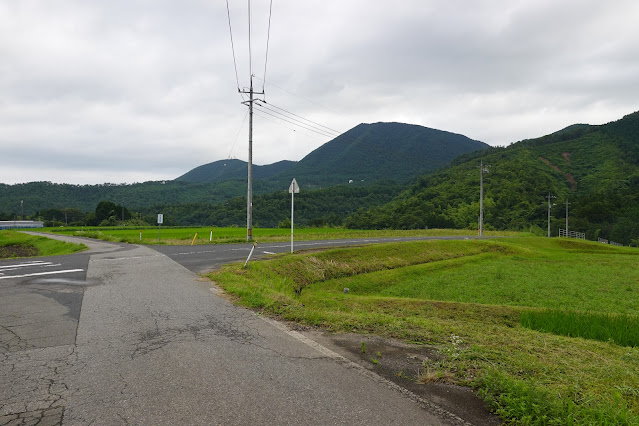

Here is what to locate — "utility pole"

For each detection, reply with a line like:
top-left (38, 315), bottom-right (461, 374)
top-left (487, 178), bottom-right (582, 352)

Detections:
top-left (547, 193), bottom-right (556, 237)
top-left (479, 161), bottom-right (489, 236)
top-left (240, 76), bottom-right (264, 241)
top-left (565, 198), bottom-right (570, 233)
top-left (20, 200), bottom-right (24, 221)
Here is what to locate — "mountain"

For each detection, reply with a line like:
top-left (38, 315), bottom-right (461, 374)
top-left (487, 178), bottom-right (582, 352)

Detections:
top-left (346, 110), bottom-right (639, 244)
top-left (178, 122), bottom-right (489, 188)
top-left (176, 159), bottom-right (296, 183)
top-left (1, 121), bottom-right (485, 218)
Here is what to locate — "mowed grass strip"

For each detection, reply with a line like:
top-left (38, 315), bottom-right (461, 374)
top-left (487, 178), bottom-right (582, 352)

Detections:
top-left (209, 237), bottom-right (639, 424)
top-left (49, 226), bottom-right (518, 245)
top-left (0, 230), bottom-right (87, 258)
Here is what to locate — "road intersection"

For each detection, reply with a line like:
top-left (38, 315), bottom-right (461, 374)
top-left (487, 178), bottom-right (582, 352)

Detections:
top-left (1, 234), bottom-right (480, 425)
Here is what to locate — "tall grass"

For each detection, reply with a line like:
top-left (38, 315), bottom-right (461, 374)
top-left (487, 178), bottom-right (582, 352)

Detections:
top-left (521, 309), bottom-right (639, 347)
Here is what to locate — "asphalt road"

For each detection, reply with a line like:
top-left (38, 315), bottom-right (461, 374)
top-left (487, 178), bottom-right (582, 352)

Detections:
top-left (1, 234), bottom-right (477, 425)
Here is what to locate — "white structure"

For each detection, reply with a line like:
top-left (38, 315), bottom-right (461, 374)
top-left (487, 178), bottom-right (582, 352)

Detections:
top-left (0, 220), bottom-right (45, 230)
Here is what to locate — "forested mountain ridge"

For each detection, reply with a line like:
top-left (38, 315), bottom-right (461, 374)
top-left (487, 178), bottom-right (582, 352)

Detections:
top-left (266, 122), bottom-right (489, 187)
top-left (176, 159), bottom-right (296, 183)
top-left (0, 121), bottom-right (488, 217)
top-left (346, 110), bottom-right (639, 244)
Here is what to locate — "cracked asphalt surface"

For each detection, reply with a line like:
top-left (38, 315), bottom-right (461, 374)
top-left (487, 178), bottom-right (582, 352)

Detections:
top-left (1, 235), bottom-right (472, 425)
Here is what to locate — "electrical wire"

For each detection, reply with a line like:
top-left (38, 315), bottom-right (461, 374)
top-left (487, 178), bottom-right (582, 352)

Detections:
top-left (262, 0), bottom-right (273, 93)
top-left (254, 101), bottom-right (340, 137)
top-left (255, 100), bottom-right (341, 135)
top-left (247, 0), bottom-right (252, 79)
top-left (253, 105), bottom-right (337, 138)
top-left (228, 108), bottom-right (250, 159)
top-left (225, 0), bottom-right (241, 92)
top-left (252, 110), bottom-right (328, 142)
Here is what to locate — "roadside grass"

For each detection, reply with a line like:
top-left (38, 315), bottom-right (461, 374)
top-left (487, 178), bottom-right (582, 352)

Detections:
top-left (521, 310), bottom-right (639, 347)
top-left (47, 226), bottom-right (519, 245)
top-left (0, 230), bottom-right (86, 258)
top-left (208, 237), bottom-right (639, 424)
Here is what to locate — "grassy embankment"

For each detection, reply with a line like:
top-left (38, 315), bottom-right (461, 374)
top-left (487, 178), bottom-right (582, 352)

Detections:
top-left (0, 230), bottom-right (86, 258)
top-left (49, 226), bottom-right (518, 245)
top-left (209, 236), bottom-right (639, 424)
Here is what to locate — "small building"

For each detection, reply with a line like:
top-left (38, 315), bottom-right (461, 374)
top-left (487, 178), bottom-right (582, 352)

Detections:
top-left (0, 221), bottom-right (45, 230)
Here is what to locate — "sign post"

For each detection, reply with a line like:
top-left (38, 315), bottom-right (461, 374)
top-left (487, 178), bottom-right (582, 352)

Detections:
top-left (157, 214), bottom-right (163, 242)
top-left (289, 178), bottom-right (300, 253)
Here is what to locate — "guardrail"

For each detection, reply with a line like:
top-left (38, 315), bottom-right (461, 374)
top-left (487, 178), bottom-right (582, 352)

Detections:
top-left (559, 228), bottom-right (585, 240)
top-left (598, 237), bottom-right (624, 247)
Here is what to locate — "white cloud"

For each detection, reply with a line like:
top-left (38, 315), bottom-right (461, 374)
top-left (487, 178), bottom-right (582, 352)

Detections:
top-left (2, 0), bottom-right (639, 184)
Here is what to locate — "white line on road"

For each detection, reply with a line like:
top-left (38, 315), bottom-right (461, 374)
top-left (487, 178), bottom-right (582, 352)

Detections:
top-left (0, 261), bottom-right (53, 270)
top-left (262, 251), bottom-right (275, 254)
top-left (0, 269), bottom-right (84, 280)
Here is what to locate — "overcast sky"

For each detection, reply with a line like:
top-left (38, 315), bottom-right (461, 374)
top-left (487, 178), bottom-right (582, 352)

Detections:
top-left (2, 1), bottom-right (639, 185)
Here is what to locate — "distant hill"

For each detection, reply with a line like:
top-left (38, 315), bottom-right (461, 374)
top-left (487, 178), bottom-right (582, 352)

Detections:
top-left (346, 110), bottom-right (639, 244)
top-left (176, 159), bottom-right (296, 183)
top-left (178, 122), bottom-right (489, 188)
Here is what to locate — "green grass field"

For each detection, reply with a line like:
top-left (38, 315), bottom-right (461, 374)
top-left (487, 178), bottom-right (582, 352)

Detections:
top-left (0, 230), bottom-right (86, 258)
top-left (209, 237), bottom-right (639, 424)
top-left (48, 226), bottom-right (518, 245)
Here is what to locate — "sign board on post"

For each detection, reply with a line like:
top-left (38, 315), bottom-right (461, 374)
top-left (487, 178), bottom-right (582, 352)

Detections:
top-left (289, 179), bottom-right (299, 253)
top-left (157, 214), bottom-right (163, 242)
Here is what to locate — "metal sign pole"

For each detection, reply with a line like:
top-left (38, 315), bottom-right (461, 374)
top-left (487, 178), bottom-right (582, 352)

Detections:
top-left (289, 179), bottom-right (300, 253)
top-left (291, 190), bottom-right (294, 253)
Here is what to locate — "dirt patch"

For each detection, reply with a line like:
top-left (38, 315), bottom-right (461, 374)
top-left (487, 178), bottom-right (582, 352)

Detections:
top-left (302, 329), bottom-right (501, 425)
top-left (0, 244), bottom-right (39, 259)
top-left (539, 156), bottom-right (577, 191)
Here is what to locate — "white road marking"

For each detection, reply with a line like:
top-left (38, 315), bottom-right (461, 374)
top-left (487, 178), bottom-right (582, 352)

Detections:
top-left (0, 261), bottom-right (52, 270)
top-left (0, 269), bottom-right (84, 280)
top-left (262, 251), bottom-right (275, 254)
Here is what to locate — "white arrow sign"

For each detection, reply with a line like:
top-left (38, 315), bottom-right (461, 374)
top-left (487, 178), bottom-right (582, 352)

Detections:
top-left (289, 178), bottom-right (300, 194)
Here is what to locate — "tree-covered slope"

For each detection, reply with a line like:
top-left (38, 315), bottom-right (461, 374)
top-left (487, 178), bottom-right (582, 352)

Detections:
top-left (270, 122), bottom-right (489, 187)
top-left (176, 159), bottom-right (296, 183)
top-left (346, 111), bottom-right (639, 244)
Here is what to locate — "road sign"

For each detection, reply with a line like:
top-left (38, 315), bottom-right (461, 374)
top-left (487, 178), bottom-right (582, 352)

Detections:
top-left (157, 214), bottom-right (163, 224)
top-left (289, 178), bottom-right (300, 194)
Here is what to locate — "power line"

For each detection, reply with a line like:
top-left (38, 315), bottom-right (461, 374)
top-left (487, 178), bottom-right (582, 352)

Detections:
top-left (262, 0), bottom-right (273, 93)
top-left (256, 100), bottom-right (341, 134)
top-left (247, 0), bottom-right (252, 79)
top-left (225, 0), bottom-right (241, 91)
top-left (252, 110), bottom-right (328, 142)
top-left (228, 108), bottom-right (250, 159)
top-left (254, 100), bottom-right (341, 137)
top-left (253, 104), bottom-right (337, 138)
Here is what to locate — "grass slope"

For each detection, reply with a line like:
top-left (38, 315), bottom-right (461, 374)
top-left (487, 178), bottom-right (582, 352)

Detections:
top-left (0, 230), bottom-right (86, 258)
top-left (209, 237), bottom-right (639, 424)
